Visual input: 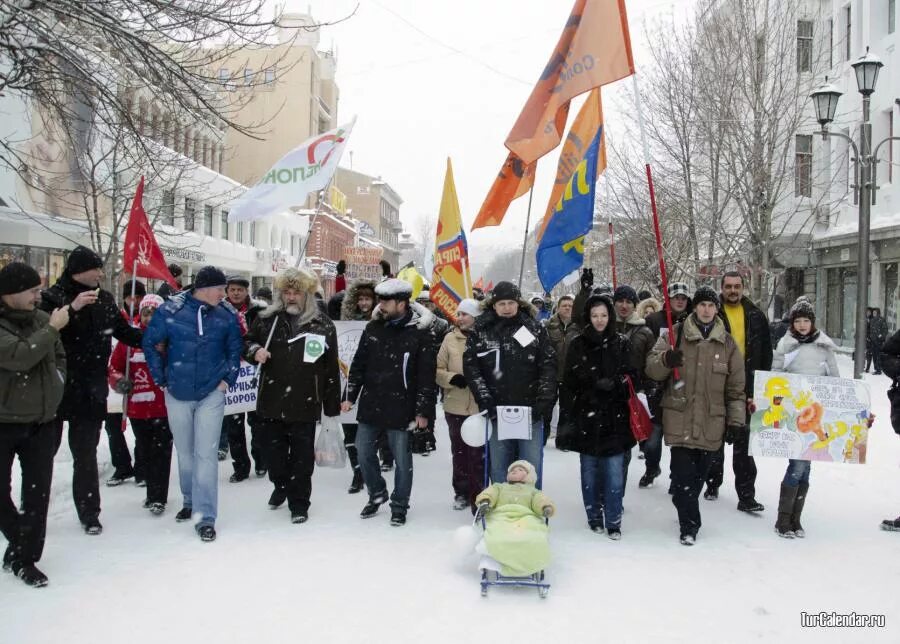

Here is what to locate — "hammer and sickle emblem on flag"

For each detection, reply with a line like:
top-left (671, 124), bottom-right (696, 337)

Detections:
top-left (562, 236), bottom-right (585, 255)
top-left (137, 231), bottom-right (151, 265)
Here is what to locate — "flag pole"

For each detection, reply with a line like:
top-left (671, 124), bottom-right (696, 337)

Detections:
top-left (461, 255), bottom-right (472, 297)
top-left (120, 259), bottom-right (138, 432)
top-left (295, 175), bottom-right (336, 268)
top-left (516, 185), bottom-right (535, 290)
top-left (632, 73), bottom-right (681, 384)
top-left (608, 220), bottom-right (618, 289)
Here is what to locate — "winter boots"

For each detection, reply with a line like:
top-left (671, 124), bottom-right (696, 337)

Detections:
top-left (775, 484), bottom-right (798, 538)
top-left (737, 498), bottom-right (765, 513)
top-left (453, 495), bottom-right (469, 511)
top-left (881, 516), bottom-right (900, 531)
top-left (347, 444), bottom-right (364, 494)
top-left (639, 467), bottom-right (661, 488)
top-left (360, 491), bottom-right (389, 519)
top-left (775, 482), bottom-right (807, 538)
top-left (390, 511), bottom-right (407, 526)
top-left (703, 486), bottom-right (719, 500)
top-left (11, 561), bottom-right (48, 588)
top-left (175, 507), bottom-right (193, 522)
top-left (268, 488), bottom-right (287, 509)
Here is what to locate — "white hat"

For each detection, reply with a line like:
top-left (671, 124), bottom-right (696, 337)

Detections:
top-left (456, 298), bottom-right (482, 318)
top-left (375, 278), bottom-right (413, 300)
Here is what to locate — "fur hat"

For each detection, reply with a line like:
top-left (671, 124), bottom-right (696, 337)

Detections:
top-left (507, 460), bottom-right (537, 484)
top-left (274, 267), bottom-right (319, 294)
top-left (0, 262), bottom-right (41, 296)
top-left (789, 298), bottom-right (815, 324)
top-left (692, 286), bottom-right (720, 309)
top-left (456, 298), bottom-right (482, 318)
top-left (375, 278), bottom-right (413, 300)
top-left (65, 245), bottom-right (103, 275)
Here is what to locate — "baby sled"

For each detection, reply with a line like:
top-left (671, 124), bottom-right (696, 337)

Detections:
top-left (474, 416), bottom-right (551, 599)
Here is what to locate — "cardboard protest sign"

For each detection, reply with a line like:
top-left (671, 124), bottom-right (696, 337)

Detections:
top-left (224, 361), bottom-right (259, 415)
top-left (344, 246), bottom-right (383, 282)
top-left (750, 370), bottom-right (871, 464)
top-left (335, 321), bottom-right (367, 423)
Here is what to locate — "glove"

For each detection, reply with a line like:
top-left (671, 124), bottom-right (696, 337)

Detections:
top-left (449, 374), bottom-right (467, 389)
top-left (541, 506), bottom-right (553, 518)
top-left (114, 379), bottom-right (134, 394)
top-left (724, 424), bottom-right (744, 445)
top-left (747, 399), bottom-right (757, 414)
top-left (533, 403), bottom-right (551, 420)
top-left (663, 349), bottom-right (684, 368)
top-left (596, 377), bottom-right (616, 392)
top-left (580, 268), bottom-right (594, 290)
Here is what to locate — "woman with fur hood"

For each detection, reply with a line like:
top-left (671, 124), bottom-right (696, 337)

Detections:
top-left (770, 298), bottom-right (838, 539)
top-left (244, 268), bottom-right (341, 524)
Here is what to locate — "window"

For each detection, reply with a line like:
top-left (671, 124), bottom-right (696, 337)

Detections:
top-left (264, 69), bottom-right (276, 84)
top-left (797, 21), bottom-right (813, 72)
top-left (203, 205), bottom-right (214, 236)
top-left (244, 68), bottom-right (254, 86)
top-left (221, 211), bottom-right (229, 240)
top-left (184, 197), bottom-right (196, 232)
top-left (844, 5), bottom-right (852, 61)
top-left (795, 135), bottom-right (812, 197)
top-left (218, 68), bottom-right (230, 83)
top-left (890, 0), bottom-right (896, 35)
top-left (889, 110), bottom-right (895, 183)
top-left (249, 222), bottom-right (256, 246)
top-left (161, 190), bottom-right (175, 226)
top-left (236, 222), bottom-right (244, 244)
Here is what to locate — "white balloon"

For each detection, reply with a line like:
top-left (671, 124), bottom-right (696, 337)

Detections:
top-left (461, 413), bottom-right (490, 448)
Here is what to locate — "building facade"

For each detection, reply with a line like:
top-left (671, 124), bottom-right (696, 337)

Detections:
top-left (335, 167), bottom-right (403, 271)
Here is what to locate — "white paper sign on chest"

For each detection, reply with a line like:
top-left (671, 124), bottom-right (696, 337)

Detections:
top-left (513, 326), bottom-right (536, 347)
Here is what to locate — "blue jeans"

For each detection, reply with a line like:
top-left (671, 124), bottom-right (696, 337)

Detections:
top-left (488, 419), bottom-right (544, 489)
top-left (165, 389), bottom-right (225, 527)
top-left (580, 452), bottom-right (625, 530)
top-left (356, 423), bottom-right (413, 512)
top-left (782, 459), bottom-right (811, 487)
top-left (641, 422), bottom-right (663, 471)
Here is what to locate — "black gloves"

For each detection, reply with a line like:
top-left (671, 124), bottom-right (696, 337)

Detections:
top-left (580, 268), bottom-right (594, 290)
top-left (724, 424), bottom-right (744, 445)
top-left (663, 349), bottom-right (684, 368)
top-left (114, 379), bottom-right (134, 394)
top-left (449, 374), bottom-right (467, 389)
top-left (596, 377), bottom-right (616, 392)
top-left (533, 403), bottom-right (551, 420)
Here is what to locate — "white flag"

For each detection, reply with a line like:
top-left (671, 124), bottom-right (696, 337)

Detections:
top-left (228, 117), bottom-right (356, 223)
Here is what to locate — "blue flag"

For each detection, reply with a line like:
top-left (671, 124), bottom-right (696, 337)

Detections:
top-left (536, 126), bottom-right (603, 292)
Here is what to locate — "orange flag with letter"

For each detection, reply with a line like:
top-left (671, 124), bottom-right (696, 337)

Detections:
top-left (537, 88), bottom-right (606, 241)
top-left (505, 0), bottom-right (633, 164)
top-left (471, 152), bottom-right (536, 230)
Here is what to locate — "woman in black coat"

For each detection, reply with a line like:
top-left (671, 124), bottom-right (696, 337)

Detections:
top-left (560, 294), bottom-right (635, 539)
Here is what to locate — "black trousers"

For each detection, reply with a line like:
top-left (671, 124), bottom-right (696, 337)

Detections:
top-left (343, 423), bottom-right (359, 472)
top-left (260, 419), bottom-right (315, 513)
top-left (223, 412), bottom-right (265, 477)
top-left (129, 418), bottom-right (173, 505)
top-left (0, 422), bottom-right (56, 565)
top-left (58, 418), bottom-right (103, 522)
top-left (671, 446), bottom-right (714, 538)
top-left (706, 426), bottom-right (757, 502)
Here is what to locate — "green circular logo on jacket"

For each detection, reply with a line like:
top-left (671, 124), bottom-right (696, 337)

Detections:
top-left (306, 339), bottom-right (324, 357)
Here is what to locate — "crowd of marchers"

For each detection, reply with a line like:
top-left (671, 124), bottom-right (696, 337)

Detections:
top-left (2, 248), bottom-right (900, 589)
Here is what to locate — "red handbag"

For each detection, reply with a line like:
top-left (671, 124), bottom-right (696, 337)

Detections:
top-left (624, 375), bottom-right (653, 442)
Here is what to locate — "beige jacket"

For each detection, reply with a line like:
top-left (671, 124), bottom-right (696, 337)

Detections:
top-left (646, 315), bottom-right (746, 451)
top-left (436, 327), bottom-right (480, 416)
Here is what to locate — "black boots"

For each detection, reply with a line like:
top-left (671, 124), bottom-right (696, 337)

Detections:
top-left (348, 469), bottom-right (364, 494)
top-left (360, 491), bottom-right (389, 519)
top-left (792, 482), bottom-right (808, 537)
top-left (775, 483), bottom-right (798, 538)
top-left (881, 516), bottom-right (900, 531)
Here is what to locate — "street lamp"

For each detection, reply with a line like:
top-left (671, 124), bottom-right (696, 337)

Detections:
top-left (810, 48), bottom-right (899, 379)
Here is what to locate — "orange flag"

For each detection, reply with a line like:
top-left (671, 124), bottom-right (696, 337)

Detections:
top-left (505, 0), bottom-right (633, 164)
top-left (471, 152), bottom-right (536, 230)
top-left (474, 276), bottom-right (484, 290)
top-left (537, 88), bottom-right (606, 241)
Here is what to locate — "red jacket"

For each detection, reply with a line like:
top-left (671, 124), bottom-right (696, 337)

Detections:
top-left (335, 274), bottom-right (346, 293)
top-left (108, 326), bottom-right (167, 419)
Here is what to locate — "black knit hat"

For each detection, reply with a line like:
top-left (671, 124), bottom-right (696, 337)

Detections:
top-left (0, 262), bottom-right (41, 296)
top-left (613, 285), bottom-right (638, 305)
top-left (692, 286), bottom-right (720, 308)
top-left (491, 281), bottom-right (520, 303)
top-left (193, 266), bottom-right (227, 290)
top-left (66, 245), bottom-right (103, 275)
top-left (123, 280), bottom-right (147, 300)
top-left (789, 298), bottom-right (815, 324)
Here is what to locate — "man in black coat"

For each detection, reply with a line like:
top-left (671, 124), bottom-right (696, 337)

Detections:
top-left (40, 246), bottom-right (143, 534)
top-left (245, 268), bottom-right (341, 524)
top-left (868, 308), bottom-right (888, 374)
top-left (342, 278), bottom-right (438, 526)
top-left (463, 281), bottom-right (557, 488)
top-left (705, 271), bottom-right (772, 512)
top-left (881, 329), bottom-right (900, 532)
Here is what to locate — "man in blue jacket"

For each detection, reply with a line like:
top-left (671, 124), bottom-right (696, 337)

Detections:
top-left (142, 266), bottom-right (242, 542)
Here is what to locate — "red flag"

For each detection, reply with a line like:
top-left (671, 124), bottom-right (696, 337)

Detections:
top-left (474, 276), bottom-right (484, 290)
top-left (123, 177), bottom-right (178, 288)
top-left (486, 280), bottom-right (494, 292)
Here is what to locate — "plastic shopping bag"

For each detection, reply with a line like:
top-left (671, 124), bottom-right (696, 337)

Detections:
top-left (315, 415), bottom-right (347, 469)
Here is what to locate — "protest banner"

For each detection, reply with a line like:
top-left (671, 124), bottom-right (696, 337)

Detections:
top-left (335, 321), bottom-right (367, 423)
top-left (750, 370), bottom-right (871, 464)
top-left (224, 361), bottom-right (259, 415)
top-left (343, 246), bottom-right (383, 282)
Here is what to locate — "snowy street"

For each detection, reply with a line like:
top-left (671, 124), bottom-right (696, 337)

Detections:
top-left (2, 358), bottom-right (900, 643)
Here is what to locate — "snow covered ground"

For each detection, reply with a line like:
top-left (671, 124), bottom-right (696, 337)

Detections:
top-left (2, 356), bottom-right (900, 643)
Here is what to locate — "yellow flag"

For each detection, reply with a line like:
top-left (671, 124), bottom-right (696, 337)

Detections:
top-left (431, 158), bottom-right (473, 322)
